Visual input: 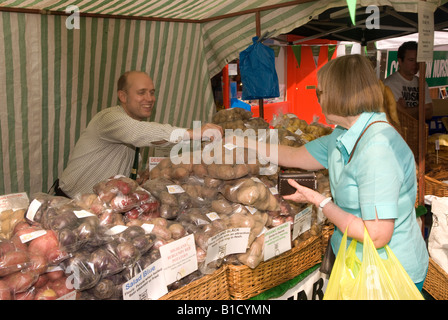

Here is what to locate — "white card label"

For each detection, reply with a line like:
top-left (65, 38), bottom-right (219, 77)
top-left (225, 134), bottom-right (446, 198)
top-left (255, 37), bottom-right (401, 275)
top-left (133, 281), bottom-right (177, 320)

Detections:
top-left (264, 222), bottom-right (291, 261)
top-left (122, 259), bottom-right (168, 300)
top-left (159, 234), bottom-right (197, 285)
top-left (205, 227), bottom-right (250, 265)
top-left (292, 205), bottom-right (313, 240)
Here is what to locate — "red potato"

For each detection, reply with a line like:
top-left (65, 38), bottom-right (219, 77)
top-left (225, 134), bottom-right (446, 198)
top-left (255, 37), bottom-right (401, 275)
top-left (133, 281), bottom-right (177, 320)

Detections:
top-left (105, 177), bottom-right (138, 196)
top-left (196, 247), bottom-right (206, 263)
top-left (28, 230), bottom-right (67, 265)
top-left (47, 247), bottom-right (68, 265)
top-left (14, 287), bottom-right (36, 300)
top-left (46, 269), bottom-right (64, 281)
top-left (11, 225), bottom-right (41, 251)
top-left (3, 270), bottom-right (38, 293)
top-left (0, 280), bottom-right (11, 300)
top-left (0, 250), bottom-right (30, 277)
top-left (168, 223), bottom-right (186, 240)
top-left (110, 193), bottom-right (138, 211)
top-left (152, 238), bottom-right (169, 250)
top-left (49, 276), bottom-right (74, 297)
top-left (27, 253), bottom-right (48, 275)
top-left (106, 179), bottom-right (130, 195)
top-left (139, 210), bottom-right (160, 221)
top-left (0, 239), bottom-right (16, 256)
top-left (150, 217), bottom-right (168, 227)
top-left (89, 197), bottom-right (106, 215)
top-left (34, 273), bottom-right (49, 288)
top-left (12, 221), bottom-right (31, 235)
top-left (96, 185), bottom-right (118, 203)
top-left (125, 208), bottom-right (140, 220)
top-left (132, 189), bottom-right (150, 202)
top-left (13, 225), bottom-right (40, 238)
top-left (125, 219), bottom-right (143, 227)
top-left (28, 230), bottom-right (58, 256)
top-left (10, 233), bottom-right (28, 252)
top-left (151, 224), bottom-right (172, 241)
top-left (139, 201), bottom-right (159, 213)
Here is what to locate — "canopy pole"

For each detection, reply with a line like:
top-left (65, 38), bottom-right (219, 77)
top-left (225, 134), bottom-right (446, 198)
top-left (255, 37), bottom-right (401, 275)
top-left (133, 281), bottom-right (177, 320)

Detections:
top-left (418, 61), bottom-right (426, 235)
top-left (223, 65), bottom-right (230, 109)
top-left (256, 11), bottom-right (264, 119)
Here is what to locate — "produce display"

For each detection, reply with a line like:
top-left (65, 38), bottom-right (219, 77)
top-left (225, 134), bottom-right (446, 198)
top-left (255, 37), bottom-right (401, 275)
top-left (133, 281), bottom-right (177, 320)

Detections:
top-left (271, 112), bottom-right (333, 143)
top-left (426, 133), bottom-right (448, 182)
top-left (0, 109), bottom-right (333, 300)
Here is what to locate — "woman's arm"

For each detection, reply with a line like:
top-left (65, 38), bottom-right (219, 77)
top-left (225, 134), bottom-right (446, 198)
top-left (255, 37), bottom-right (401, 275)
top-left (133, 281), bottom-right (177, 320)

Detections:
top-left (276, 144), bottom-right (325, 170)
top-left (284, 179), bottom-right (394, 248)
top-left (227, 135), bottom-right (325, 171)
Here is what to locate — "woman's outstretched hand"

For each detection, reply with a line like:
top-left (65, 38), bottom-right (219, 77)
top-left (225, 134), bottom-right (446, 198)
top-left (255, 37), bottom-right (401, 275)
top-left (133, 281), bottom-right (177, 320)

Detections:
top-left (282, 179), bottom-right (326, 207)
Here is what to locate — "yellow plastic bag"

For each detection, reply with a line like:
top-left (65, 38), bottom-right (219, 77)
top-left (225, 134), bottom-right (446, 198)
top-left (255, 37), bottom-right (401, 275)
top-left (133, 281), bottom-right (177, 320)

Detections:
top-left (323, 227), bottom-right (424, 300)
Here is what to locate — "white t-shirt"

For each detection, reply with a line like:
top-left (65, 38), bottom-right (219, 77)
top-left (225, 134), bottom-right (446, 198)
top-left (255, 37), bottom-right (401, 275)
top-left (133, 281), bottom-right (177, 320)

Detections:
top-left (383, 72), bottom-right (432, 108)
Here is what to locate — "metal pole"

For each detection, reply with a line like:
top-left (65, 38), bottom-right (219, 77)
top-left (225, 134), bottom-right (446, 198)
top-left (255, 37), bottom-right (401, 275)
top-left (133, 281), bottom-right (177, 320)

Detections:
top-left (256, 11), bottom-right (264, 119)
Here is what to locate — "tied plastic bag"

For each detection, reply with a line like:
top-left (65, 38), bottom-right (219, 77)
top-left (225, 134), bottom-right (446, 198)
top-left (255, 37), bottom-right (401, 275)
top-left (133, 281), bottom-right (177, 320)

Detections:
top-left (239, 36), bottom-right (279, 100)
top-left (428, 197), bottom-right (448, 274)
top-left (324, 227), bottom-right (424, 300)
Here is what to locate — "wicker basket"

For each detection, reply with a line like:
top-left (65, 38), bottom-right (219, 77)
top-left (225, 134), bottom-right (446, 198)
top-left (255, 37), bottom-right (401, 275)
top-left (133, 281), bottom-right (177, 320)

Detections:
top-left (423, 258), bottom-right (448, 300)
top-left (425, 175), bottom-right (448, 197)
top-left (226, 235), bottom-right (322, 300)
top-left (396, 109), bottom-right (427, 159)
top-left (321, 223), bottom-right (334, 255)
top-left (159, 265), bottom-right (229, 300)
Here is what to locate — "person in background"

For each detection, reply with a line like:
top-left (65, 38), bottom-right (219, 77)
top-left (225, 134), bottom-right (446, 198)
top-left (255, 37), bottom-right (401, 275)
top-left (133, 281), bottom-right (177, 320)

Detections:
top-left (229, 54), bottom-right (428, 291)
top-left (384, 41), bottom-right (433, 120)
top-left (55, 71), bottom-right (222, 198)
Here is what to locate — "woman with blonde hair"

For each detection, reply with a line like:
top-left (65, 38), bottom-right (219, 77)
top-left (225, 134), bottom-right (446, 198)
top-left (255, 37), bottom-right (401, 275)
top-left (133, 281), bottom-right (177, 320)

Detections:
top-left (231, 54), bottom-right (428, 291)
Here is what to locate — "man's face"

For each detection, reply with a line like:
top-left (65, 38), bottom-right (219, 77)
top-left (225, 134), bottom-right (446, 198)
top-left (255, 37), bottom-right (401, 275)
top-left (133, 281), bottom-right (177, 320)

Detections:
top-left (119, 72), bottom-right (156, 121)
top-left (398, 49), bottom-right (419, 79)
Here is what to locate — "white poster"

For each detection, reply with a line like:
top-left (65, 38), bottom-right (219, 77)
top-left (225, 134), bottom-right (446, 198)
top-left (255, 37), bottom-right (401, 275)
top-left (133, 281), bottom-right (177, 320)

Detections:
top-left (292, 205), bottom-right (313, 240)
top-left (263, 222), bottom-right (291, 261)
top-left (272, 268), bottom-right (329, 300)
top-left (417, 1), bottom-right (435, 62)
top-left (160, 234), bottom-right (197, 285)
top-left (205, 227), bottom-right (250, 265)
top-left (122, 259), bottom-right (168, 300)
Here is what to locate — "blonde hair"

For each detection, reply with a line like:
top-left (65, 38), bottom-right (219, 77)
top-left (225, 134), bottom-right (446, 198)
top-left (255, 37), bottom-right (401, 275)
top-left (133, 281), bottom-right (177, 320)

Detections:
top-left (317, 54), bottom-right (383, 116)
top-left (379, 80), bottom-right (400, 127)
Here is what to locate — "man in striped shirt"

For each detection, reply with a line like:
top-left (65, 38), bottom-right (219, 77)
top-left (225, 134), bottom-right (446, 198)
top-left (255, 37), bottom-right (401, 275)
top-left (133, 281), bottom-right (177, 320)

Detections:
top-left (56, 71), bottom-right (222, 198)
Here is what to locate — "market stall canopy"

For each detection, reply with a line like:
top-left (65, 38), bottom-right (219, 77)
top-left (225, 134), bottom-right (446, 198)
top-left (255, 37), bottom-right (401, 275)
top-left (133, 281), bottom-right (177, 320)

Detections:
top-left (2, 0), bottom-right (448, 75)
top-left (0, 0), bottom-right (447, 197)
top-left (287, 1), bottom-right (448, 45)
top-left (376, 31), bottom-right (448, 50)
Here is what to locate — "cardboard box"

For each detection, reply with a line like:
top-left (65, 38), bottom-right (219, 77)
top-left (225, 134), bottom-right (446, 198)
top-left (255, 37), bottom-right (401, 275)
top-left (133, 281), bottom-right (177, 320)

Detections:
top-left (432, 99), bottom-right (448, 117)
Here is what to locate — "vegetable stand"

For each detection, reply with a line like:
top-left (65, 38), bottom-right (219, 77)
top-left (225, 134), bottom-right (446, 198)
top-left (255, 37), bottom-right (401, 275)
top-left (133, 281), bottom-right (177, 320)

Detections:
top-left (0, 109), bottom-right (330, 300)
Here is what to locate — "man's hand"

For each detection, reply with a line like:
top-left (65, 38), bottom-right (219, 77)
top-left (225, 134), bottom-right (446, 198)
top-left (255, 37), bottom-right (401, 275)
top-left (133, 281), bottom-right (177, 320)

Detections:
top-left (187, 123), bottom-right (223, 141)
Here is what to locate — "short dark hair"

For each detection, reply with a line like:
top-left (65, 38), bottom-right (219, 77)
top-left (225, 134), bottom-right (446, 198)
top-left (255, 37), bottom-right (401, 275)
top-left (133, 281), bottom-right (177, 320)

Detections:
top-left (117, 72), bottom-right (132, 92)
top-left (397, 41), bottom-right (417, 61)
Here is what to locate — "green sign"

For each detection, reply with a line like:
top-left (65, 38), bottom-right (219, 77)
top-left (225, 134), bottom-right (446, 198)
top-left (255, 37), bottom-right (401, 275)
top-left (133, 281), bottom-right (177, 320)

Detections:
top-left (386, 50), bottom-right (448, 87)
